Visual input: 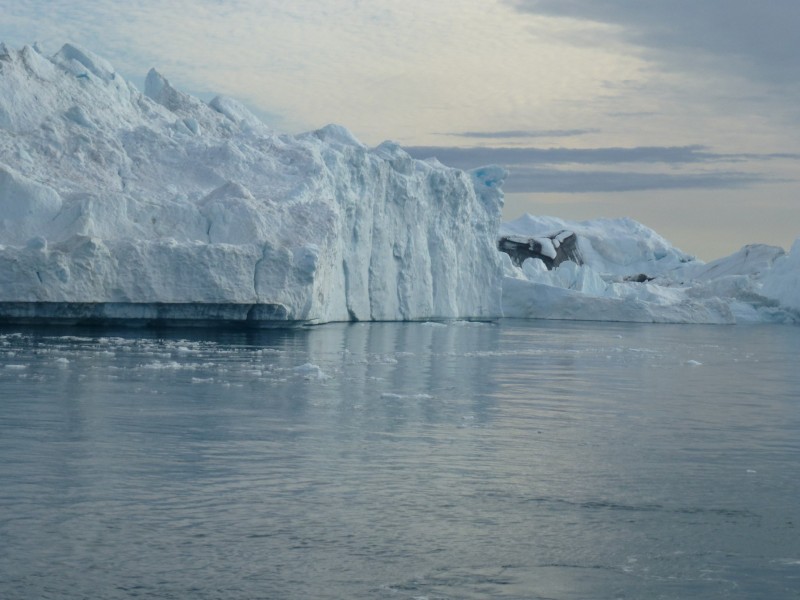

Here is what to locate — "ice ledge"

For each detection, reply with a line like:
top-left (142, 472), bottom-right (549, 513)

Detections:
top-left (0, 302), bottom-right (309, 329)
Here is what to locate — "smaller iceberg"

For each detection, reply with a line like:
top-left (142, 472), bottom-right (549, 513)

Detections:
top-left (500, 214), bottom-right (800, 324)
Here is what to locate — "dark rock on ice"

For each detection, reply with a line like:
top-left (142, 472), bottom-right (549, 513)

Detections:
top-left (497, 230), bottom-right (581, 270)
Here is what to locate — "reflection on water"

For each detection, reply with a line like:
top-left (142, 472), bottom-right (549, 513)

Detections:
top-left (1, 320), bottom-right (799, 599)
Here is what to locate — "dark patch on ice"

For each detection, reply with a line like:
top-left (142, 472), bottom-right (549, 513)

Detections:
top-left (498, 230), bottom-right (582, 269)
top-left (624, 273), bottom-right (654, 283)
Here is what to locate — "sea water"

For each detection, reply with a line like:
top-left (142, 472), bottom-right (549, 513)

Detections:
top-left (0, 320), bottom-right (798, 599)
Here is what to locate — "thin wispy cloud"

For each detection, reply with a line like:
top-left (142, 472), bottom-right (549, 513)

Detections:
top-left (403, 145), bottom-right (790, 168)
top-left (501, 167), bottom-right (768, 194)
top-left (410, 145), bottom-right (706, 167)
top-left (405, 144), bottom-right (794, 193)
top-left (440, 129), bottom-right (599, 140)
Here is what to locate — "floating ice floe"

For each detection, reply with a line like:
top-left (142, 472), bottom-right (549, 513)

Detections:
top-left (293, 363), bottom-right (330, 380)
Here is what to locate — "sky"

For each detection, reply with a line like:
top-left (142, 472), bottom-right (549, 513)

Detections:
top-left (1, 0), bottom-right (798, 260)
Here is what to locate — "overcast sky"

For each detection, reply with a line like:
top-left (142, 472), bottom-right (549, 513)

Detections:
top-left (2, 0), bottom-right (798, 259)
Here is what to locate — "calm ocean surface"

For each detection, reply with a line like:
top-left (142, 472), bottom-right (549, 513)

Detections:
top-left (1, 319), bottom-right (799, 599)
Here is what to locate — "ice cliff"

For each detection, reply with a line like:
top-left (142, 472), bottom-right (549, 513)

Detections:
top-left (0, 43), bottom-right (504, 324)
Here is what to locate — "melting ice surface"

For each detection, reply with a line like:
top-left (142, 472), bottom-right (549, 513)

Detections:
top-left (1, 320), bottom-right (800, 599)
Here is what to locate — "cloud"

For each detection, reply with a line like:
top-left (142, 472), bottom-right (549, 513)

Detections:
top-left (405, 144), bottom-right (793, 193)
top-left (0, 0), bottom-right (669, 144)
top-left (506, 0), bottom-right (800, 89)
top-left (440, 129), bottom-right (599, 139)
top-left (407, 145), bottom-right (800, 169)
top-left (500, 167), bottom-right (768, 194)
top-left (405, 145), bottom-right (739, 168)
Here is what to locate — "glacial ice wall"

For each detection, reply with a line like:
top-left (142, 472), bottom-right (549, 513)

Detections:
top-left (0, 43), bottom-right (504, 323)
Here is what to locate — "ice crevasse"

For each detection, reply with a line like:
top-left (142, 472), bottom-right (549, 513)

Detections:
top-left (0, 43), bottom-right (504, 324)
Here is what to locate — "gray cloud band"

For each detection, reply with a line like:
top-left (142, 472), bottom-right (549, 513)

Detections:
top-left (440, 129), bottom-right (599, 139)
top-left (406, 145), bottom-right (719, 166)
top-left (506, 0), bottom-right (800, 87)
top-left (404, 145), bottom-right (790, 193)
top-left (500, 167), bottom-right (767, 194)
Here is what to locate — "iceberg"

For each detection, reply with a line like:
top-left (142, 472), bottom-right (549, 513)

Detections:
top-left (0, 42), bottom-right (798, 327)
top-left (500, 215), bottom-right (800, 324)
top-left (0, 43), bottom-right (504, 325)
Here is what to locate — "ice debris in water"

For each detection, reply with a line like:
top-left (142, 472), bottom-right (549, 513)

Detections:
top-left (293, 363), bottom-right (330, 380)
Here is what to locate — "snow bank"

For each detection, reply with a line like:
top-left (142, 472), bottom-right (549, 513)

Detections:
top-left (501, 215), bottom-right (800, 324)
top-left (0, 44), bottom-right (504, 324)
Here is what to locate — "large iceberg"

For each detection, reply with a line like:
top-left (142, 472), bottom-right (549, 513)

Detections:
top-left (500, 214), bottom-right (800, 324)
top-left (1, 43), bottom-right (798, 327)
top-left (0, 43), bottom-right (504, 325)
